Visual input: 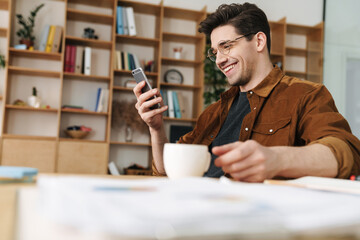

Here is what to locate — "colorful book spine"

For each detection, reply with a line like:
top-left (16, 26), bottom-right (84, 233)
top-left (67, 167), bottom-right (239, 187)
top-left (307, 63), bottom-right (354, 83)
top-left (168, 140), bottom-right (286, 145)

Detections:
top-left (161, 89), bottom-right (168, 117)
top-left (94, 88), bottom-right (101, 111)
top-left (64, 45), bottom-right (71, 72)
top-left (74, 46), bottom-right (84, 74)
top-left (167, 90), bottom-right (175, 118)
top-left (38, 25), bottom-right (50, 51)
top-left (84, 47), bottom-right (91, 75)
top-left (126, 7), bottom-right (136, 36)
top-left (69, 45), bottom-right (76, 73)
top-left (51, 26), bottom-right (63, 53)
top-left (116, 6), bottom-right (124, 34)
top-left (45, 25), bottom-right (56, 52)
top-left (173, 91), bottom-right (182, 118)
top-left (122, 7), bottom-right (129, 35)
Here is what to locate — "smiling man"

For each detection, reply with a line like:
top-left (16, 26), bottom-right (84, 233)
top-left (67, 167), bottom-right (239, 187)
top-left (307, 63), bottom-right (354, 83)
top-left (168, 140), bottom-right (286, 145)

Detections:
top-left (133, 2), bottom-right (360, 182)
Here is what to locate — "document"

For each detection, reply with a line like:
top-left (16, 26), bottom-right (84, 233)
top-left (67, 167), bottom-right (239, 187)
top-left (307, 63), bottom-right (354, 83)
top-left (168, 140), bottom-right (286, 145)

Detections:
top-left (17, 175), bottom-right (360, 239)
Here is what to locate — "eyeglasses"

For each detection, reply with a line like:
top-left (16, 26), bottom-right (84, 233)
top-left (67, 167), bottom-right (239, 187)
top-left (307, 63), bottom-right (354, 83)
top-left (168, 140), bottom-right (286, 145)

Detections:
top-left (207, 33), bottom-right (256, 62)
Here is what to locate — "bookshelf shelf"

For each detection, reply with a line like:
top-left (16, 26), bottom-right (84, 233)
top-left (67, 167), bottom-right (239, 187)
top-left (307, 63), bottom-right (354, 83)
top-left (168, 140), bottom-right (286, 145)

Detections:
top-left (114, 69), bottom-right (158, 77)
top-left (65, 36), bottom-right (113, 49)
top-left (160, 82), bottom-right (201, 90)
top-left (69, 0), bottom-right (114, 8)
top-left (120, 1), bottom-right (161, 15)
top-left (161, 57), bottom-right (202, 67)
top-left (61, 108), bottom-right (108, 116)
top-left (163, 117), bottom-right (197, 123)
top-left (63, 72), bottom-right (111, 82)
top-left (9, 48), bottom-right (62, 60)
top-left (59, 138), bottom-right (107, 143)
top-left (116, 35), bottom-right (160, 47)
top-left (0, 1), bottom-right (8, 10)
top-left (0, 27), bottom-right (7, 37)
top-left (110, 141), bottom-right (152, 147)
top-left (8, 66), bottom-right (61, 78)
top-left (164, 6), bottom-right (204, 21)
top-left (162, 32), bottom-right (203, 44)
top-left (5, 105), bottom-right (59, 112)
top-left (287, 23), bottom-right (322, 35)
top-left (2, 134), bottom-right (57, 141)
top-left (67, 8), bottom-right (114, 25)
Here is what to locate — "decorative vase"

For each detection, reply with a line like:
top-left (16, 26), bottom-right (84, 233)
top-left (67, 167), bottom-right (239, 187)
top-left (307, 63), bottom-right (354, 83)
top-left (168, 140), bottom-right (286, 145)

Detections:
top-left (125, 125), bottom-right (133, 142)
top-left (20, 39), bottom-right (34, 49)
top-left (28, 95), bottom-right (41, 108)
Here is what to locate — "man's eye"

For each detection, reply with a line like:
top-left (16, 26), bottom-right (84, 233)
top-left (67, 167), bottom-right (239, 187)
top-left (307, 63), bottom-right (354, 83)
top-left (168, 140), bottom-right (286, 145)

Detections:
top-left (223, 43), bottom-right (232, 49)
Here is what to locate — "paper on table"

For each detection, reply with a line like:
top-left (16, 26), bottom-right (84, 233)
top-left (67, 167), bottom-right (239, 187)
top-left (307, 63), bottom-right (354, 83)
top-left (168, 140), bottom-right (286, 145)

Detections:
top-left (24, 176), bottom-right (360, 239)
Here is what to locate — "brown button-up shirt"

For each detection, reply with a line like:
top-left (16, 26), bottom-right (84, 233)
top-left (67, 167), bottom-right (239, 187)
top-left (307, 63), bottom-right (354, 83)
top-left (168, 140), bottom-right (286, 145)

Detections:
top-left (154, 66), bottom-right (360, 178)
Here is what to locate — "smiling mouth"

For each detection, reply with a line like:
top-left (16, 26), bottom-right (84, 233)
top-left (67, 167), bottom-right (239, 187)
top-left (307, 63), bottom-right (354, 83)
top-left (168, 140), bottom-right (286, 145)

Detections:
top-left (223, 63), bottom-right (236, 73)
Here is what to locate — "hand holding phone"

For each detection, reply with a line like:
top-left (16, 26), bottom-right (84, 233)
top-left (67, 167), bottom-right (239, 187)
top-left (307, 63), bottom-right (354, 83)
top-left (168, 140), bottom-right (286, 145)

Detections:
top-left (132, 67), bottom-right (160, 109)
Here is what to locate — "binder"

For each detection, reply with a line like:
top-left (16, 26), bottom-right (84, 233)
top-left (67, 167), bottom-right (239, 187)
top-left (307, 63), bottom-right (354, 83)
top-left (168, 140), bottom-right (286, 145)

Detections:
top-left (45, 25), bottom-right (56, 52)
top-left (116, 51), bottom-right (122, 70)
top-left (38, 25), bottom-right (50, 51)
top-left (122, 7), bottom-right (129, 35)
top-left (161, 89), bottom-right (169, 117)
top-left (177, 91), bottom-right (188, 119)
top-left (51, 26), bottom-right (63, 53)
top-left (64, 45), bottom-right (71, 72)
top-left (116, 6), bottom-right (124, 35)
top-left (74, 46), bottom-right (84, 74)
top-left (69, 45), bottom-right (76, 73)
top-left (123, 51), bottom-right (129, 70)
top-left (84, 47), bottom-right (91, 75)
top-left (94, 88), bottom-right (101, 111)
top-left (126, 7), bottom-right (136, 36)
top-left (167, 90), bottom-right (175, 118)
top-left (173, 91), bottom-right (182, 118)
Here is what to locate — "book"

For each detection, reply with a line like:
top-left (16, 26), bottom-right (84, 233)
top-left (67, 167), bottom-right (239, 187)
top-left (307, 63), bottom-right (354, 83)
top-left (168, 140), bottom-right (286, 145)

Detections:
top-left (38, 25), bottom-right (50, 51)
top-left (74, 46), bottom-right (84, 74)
top-left (69, 45), bottom-right (76, 73)
top-left (177, 91), bottom-right (188, 119)
top-left (116, 51), bottom-right (122, 70)
top-left (161, 89), bottom-right (168, 117)
top-left (123, 51), bottom-right (129, 70)
top-left (62, 105), bottom-right (83, 109)
top-left (132, 54), bottom-right (141, 69)
top-left (120, 51), bottom-right (125, 70)
top-left (108, 161), bottom-right (120, 175)
top-left (45, 25), bottom-right (56, 52)
top-left (116, 6), bottom-right (124, 35)
top-left (126, 7), bottom-right (136, 36)
top-left (172, 91), bottom-right (182, 118)
top-left (0, 166), bottom-right (38, 183)
top-left (94, 88), bottom-right (101, 112)
top-left (51, 26), bottom-right (63, 53)
top-left (167, 90), bottom-right (175, 118)
top-left (122, 7), bottom-right (129, 35)
top-left (128, 53), bottom-right (136, 70)
top-left (84, 47), bottom-right (91, 75)
top-left (64, 45), bottom-right (72, 72)
top-left (96, 88), bottom-right (109, 113)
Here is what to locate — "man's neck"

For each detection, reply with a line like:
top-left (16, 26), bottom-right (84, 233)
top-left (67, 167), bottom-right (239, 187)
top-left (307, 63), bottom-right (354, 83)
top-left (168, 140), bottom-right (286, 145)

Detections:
top-left (239, 60), bottom-right (273, 92)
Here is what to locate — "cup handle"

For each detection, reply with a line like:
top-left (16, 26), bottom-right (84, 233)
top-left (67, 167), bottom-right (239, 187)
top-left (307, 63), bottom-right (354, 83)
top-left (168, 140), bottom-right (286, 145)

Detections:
top-left (204, 152), bottom-right (211, 172)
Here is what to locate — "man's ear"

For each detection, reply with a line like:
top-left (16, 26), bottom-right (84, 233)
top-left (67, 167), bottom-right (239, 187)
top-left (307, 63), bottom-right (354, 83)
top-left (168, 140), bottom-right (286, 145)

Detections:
top-left (255, 32), bottom-right (267, 53)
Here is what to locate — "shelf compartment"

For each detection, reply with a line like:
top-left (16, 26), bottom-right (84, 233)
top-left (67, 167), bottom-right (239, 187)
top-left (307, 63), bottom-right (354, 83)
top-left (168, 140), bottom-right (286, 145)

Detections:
top-left (113, 86), bottom-right (133, 92)
top-left (0, 27), bottom-right (7, 37)
top-left (120, 1), bottom-right (161, 15)
top-left (160, 82), bottom-right (201, 90)
top-left (162, 32), bottom-right (203, 44)
top-left (164, 6), bottom-right (204, 21)
top-left (59, 138), bottom-right (106, 143)
top-left (163, 117), bottom-right (197, 123)
top-left (9, 48), bottom-right (62, 61)
top-left (5, 105), bottom-right (58, 112)
top-left (287, 24), bottom-right (322, 35)
top-left (63, 72), bottom-right (111, 82)
top-left (2, 134), bottom-right (57, 141)
top-left (161, 57), bottom-right (202, 67)
top-left (0, 1), bottom-right (8, 10)
top-left (110, 141), bottom-right (152, 147)
top-left (65, 36), bottom-right (112, 49)
top-left (114, 69), bottom-right (158, 77)
top-left (67, 8), bottom-right (114, 25)
top-left (61, 108), bottom-right (108, 116)
top-left (8, 66), bottom-right (61, 78)
top-left (67, 0), bottom-right (114, 9)
top-left (116, 35), bottom-right (160, 47)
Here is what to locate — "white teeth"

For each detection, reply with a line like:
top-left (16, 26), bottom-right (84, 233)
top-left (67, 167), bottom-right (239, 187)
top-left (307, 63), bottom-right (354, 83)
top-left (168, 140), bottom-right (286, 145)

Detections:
top-left (224, 64), bottom-right (235, 72)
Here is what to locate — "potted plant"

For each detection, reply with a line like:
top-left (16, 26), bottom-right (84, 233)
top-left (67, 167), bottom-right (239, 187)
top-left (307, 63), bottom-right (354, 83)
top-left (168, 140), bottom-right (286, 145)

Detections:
top-left (16, 3), bottom-right (44, 49)
top-left (0, 54), bottom-right (5, 69)
top-left (111, 100), bottom-right (148, 142)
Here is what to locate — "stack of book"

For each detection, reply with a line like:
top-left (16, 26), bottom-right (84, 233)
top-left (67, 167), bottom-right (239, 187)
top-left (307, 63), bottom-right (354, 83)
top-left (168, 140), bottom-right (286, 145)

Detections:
top-left (94, 88), bottom-right (109, 113)
top-left (114, 51), bottom-right (141, 71)
top-left (160, 90), bottom-right (188, 119)
top-left (38, 25), bottom-right (63, 53)
top-left (64, 45), bottom-right (91, 75)
top-left (116, 6), bottom-right (136, 36)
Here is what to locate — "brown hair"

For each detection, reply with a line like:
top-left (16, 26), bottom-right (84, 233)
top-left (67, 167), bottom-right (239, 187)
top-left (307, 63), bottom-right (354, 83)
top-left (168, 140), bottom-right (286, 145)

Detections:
top-left (198, 3), bottom-right (271, 54)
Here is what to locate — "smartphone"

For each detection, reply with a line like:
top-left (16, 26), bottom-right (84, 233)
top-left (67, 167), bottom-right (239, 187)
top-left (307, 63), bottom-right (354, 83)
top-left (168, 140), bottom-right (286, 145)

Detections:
top-left (132, 67), bottom-right (160, 109)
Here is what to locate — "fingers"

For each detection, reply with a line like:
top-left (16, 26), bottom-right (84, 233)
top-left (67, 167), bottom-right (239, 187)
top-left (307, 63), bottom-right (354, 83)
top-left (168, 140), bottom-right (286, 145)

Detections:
top-left (214, 141), bottom-right (257, 167)
top-left (133, 81), bottom-right (146, 98)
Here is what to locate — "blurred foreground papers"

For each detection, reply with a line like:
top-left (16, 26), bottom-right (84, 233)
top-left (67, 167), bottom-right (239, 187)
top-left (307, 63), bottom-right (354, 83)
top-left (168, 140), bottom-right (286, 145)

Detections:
top-left (20, 176), bottom-right (360, 239)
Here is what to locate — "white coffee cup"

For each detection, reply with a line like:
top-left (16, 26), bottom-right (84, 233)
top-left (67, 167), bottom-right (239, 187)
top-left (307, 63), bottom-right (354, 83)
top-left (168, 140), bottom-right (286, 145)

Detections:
top-left (163, 143), bottom-right (211, 179)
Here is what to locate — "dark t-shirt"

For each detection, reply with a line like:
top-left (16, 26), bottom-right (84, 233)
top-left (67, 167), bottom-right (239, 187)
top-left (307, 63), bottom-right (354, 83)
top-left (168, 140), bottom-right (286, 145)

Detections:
top-left (204, 91), bottom-right (251, 177)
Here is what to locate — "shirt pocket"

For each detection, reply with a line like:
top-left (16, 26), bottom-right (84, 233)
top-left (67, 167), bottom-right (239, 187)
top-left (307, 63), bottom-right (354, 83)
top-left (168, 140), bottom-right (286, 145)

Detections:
top-left (251, 118), bottom-right (292, 146)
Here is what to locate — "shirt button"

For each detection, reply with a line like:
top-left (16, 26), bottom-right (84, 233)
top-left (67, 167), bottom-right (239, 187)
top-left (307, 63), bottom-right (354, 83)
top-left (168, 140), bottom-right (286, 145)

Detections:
top-left (245, 127), bottom-right (249, 131)
top-left (253, 107), bottom-right (257, 110)
top-left (269, 129), bottom-right (273, 133)
top-left (211, 135), bottom-right (214, 138)
top-left (249, 91), bottom-right (253, 94)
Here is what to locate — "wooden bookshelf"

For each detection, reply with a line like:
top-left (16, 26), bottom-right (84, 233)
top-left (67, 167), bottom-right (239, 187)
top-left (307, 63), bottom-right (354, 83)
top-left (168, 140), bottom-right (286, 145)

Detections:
top-left (67, 8), bottom-right (114, 25)
top-left (161, 57), bottom-right (203, 67)
top-left (61, 108), bottom-right (108, 116)
top-left (116, 35), bottom-right (160, 46)
top-left (0, 0), bottom-right (8, 10)
top-left (63, 72), bottom-right (111, 82)
top-left (0, 27), bottom-right (6, 37)
top-left (8, 66), bottom-right (61, 78)
top-left (65, 36), bottom-right (113, 49)
top-left (162, 32), bottom-right (203, 44)
top-left (110, 141), bottom-right (152, 147)
top-left (5, 105), bottom-right (58, 112)
top-left (2, 134), bottom-right (57, 141)
top-left (9, 48), bottom-right (62, 60)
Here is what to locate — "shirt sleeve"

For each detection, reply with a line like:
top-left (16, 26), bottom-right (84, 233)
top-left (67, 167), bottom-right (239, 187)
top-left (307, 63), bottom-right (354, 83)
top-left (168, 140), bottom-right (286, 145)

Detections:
top-left (298, 85), bottom-right (360, 178)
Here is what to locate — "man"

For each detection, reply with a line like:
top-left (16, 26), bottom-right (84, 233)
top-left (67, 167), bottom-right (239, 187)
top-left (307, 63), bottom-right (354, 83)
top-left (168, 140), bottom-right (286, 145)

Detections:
top-left (134, 3), bottom-right (360, 182)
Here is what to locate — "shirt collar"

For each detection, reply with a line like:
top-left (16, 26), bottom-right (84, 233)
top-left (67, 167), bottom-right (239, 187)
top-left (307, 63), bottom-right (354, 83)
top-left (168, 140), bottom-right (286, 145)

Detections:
top-left (220, 66), bottom-right (284, 100)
